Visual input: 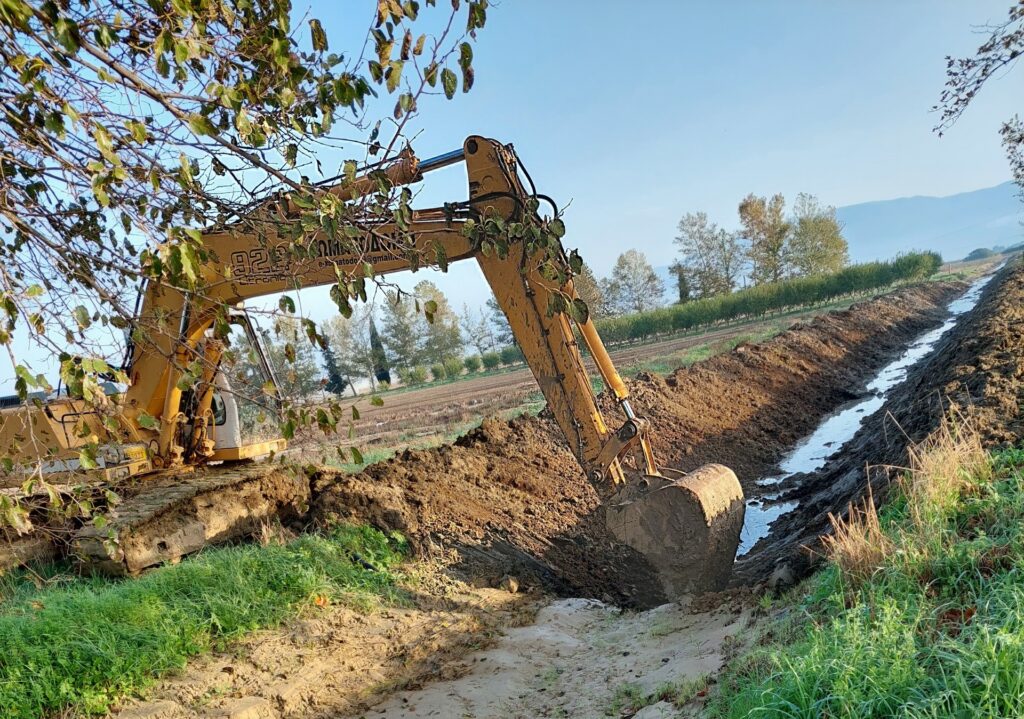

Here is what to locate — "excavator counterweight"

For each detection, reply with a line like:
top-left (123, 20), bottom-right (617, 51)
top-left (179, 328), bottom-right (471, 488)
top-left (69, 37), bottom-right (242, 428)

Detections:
top-left (0, 135), bottom-right (744, 596)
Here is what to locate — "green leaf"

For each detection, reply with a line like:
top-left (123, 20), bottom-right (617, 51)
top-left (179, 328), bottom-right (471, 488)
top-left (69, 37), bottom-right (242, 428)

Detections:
top-left (309, 18), bottom-right (328, 52)
top-left (570, 298), bottom-right (590, 324)
top-left (434, 244), bottom-right (448, 272)
top-left (73, 305), bottom-right (91, 330)
top-left (549, 219), bottom-right (566, 238)
top-left (25, 285), bottom-right (43, 299)
top-left (54, 18), bottom-right (81, 54)
top-left (187, 113), bottom-right (216, 136)
top-left (344, 160), bottom-right (358, 183)
top-left (441, 68), bottom-right (457, 100)
top-left (179, 243), bottom-right (200, 282)
top-left (350, 446), bottom-right (364, 465)
top-left (386, 61), bottom-right (403, 93)
top-left (290, 193), bottom-right (314, 209)
top-left (279, 296), bottom-right (295, 314)
top-left (370, 396), bottom-right (384, 407)
top-left (137, 412), bottom-right (159, 430)
top-left (351, 406), bottom-right (360, 420)
top-left (78, 446), bottom-right (99, 470)
top-left (423, 299), bottom-right (438, 323)
top-left (459, 42), bottom-right (473, 70)
top-left (125, 119), bottom-right (148, 143)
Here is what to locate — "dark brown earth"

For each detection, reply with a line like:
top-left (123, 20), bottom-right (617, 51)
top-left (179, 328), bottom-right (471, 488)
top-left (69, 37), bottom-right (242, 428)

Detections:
top-left (312, 280), bottom-right (965, 607)
top-left (737, 259), bottom-right (1024, 586)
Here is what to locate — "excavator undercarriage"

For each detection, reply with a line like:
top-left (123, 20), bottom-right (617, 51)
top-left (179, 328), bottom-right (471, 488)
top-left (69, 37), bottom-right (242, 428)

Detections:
top-left (0, 136), bottom-right (744, 597)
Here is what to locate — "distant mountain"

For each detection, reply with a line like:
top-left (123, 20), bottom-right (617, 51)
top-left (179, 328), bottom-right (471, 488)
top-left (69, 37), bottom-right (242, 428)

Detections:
top-left (836, 182), bottom-right (1023, 264)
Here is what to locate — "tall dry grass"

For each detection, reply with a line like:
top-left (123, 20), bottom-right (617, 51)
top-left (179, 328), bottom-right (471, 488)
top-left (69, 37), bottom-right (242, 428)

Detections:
top-left (822, 415), bottom-right (992, 588)
top-left (901, 414), bottom-right (992, 533)
top-left (821, 483), bottom-right (893, 587)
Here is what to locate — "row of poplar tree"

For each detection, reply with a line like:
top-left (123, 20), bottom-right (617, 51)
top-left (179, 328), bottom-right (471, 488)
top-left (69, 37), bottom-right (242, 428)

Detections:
top-left (259, 245), bottom-right (674, 398)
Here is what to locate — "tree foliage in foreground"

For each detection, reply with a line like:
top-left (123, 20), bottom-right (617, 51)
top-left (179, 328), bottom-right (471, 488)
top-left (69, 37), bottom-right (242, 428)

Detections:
top-left (0, 0), bottom-right (492, 423)
top-left (936, 1), bottom-right (1024, 192)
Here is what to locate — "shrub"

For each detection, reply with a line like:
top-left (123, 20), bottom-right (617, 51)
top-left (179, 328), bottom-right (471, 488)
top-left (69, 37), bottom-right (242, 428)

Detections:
top-left (429, 363), bottom-right (446, 381)
top-left (463, 355), bottom-right (482, 373)
top-left (443, 357), bottom-right (464, 379)
top-left (499, 345), bottom-right (524, 365)
top-left (399, 366), bottom-right (428, 386)
top-left (481, 351), bottom-right (501, 370)
top-left (593, 252), bottom-right (943, 345)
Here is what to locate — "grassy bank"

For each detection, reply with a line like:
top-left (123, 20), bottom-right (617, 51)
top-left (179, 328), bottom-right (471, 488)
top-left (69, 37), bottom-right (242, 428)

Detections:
top-left (0, 524), bottom-right (408, 718)
top-left (710, 423), bottom-right (1024, 718)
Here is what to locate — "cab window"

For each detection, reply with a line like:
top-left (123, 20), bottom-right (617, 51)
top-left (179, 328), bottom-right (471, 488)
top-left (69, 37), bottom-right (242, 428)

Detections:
top-left (212, 394), bottom-right (227, 426)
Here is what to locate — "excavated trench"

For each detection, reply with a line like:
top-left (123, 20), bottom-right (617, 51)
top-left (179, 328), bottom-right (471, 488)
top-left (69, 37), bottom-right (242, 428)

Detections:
top-left (738, 268), bottom-right (1000, 559)
top-left (735, 258), bottom-right (1024, 586)
top-left (311, 278), bottom-right (975, 606)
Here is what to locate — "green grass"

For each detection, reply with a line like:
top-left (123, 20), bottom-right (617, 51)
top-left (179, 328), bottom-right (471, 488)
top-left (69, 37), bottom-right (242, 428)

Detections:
top-left (0, 524), bottom-right (408, 718)
top-left (709, 443), bottom-right (1024, 719)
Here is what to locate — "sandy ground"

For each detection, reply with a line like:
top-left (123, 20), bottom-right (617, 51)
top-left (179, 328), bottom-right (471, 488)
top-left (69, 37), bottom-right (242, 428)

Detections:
top-left (361, 595), bottom-right (754, 719)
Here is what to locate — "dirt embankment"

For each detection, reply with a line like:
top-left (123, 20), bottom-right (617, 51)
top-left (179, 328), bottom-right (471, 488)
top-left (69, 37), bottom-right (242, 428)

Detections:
top-left (312, 281), bottom-right (964, 606)
top-left (737, 260), bottom-right (1024, 585)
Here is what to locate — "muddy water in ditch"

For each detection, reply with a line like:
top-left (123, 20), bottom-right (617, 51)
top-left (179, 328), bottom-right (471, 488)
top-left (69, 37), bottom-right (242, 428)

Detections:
top-left (737, 269), bottom-right (1002, 556)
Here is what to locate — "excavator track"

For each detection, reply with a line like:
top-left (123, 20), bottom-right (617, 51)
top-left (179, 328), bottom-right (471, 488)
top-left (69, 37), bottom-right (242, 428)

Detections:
top-left (72, 462), bottom-right (309, 575)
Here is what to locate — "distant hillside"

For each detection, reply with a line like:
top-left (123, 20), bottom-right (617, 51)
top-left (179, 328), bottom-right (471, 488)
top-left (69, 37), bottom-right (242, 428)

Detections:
top-left (836, 182), bottom-right (1023, 264)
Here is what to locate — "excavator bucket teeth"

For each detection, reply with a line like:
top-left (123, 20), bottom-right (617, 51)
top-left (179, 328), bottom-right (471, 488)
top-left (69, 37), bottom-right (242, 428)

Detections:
top-left (604, 464), bottom-right (744, 598)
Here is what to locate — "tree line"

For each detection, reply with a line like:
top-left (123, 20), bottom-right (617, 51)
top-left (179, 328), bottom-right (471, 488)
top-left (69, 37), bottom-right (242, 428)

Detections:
top-left (593, 251), bottom-right (942, 345)
top-left (251, 190), bottom-right (925, 399)
top-left (670, 192), bottom-right (849, 304)
top-left (566, 192), bottom-right (851, 323)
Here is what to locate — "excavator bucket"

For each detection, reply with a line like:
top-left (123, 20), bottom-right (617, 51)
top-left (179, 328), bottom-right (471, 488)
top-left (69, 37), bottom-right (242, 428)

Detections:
top-left (604, 464), bottom-right (745, 597)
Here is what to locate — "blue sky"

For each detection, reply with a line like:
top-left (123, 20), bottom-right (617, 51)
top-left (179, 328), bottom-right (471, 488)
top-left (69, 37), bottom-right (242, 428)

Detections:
top-left (283, 0), bottom-right (1021, 320)
top-left (3, 1), bottom-right (1021, 391)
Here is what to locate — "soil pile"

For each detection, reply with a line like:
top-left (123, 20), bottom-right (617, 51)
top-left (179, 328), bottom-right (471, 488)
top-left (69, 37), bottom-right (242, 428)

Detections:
top-left (738, 260), bottom-right (1024, 585)
top-left (313, 282), bottom-right (963, 605)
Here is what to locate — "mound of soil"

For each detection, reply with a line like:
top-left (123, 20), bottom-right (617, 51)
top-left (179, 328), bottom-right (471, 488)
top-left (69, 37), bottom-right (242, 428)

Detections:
top-left (313, 281), bottom-right (963, 606)
top-left (738, 260), bottom-right (1024, 585)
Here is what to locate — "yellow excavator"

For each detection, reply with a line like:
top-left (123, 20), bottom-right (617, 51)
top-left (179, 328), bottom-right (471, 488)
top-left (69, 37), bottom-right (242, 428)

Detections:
top-left (0, 136), bottom-right (743, 596)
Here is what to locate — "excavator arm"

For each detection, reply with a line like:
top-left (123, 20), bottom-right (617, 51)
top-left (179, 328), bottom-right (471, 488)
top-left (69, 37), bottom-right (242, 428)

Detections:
top-left (122, 135), bottom-right (744, 596)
